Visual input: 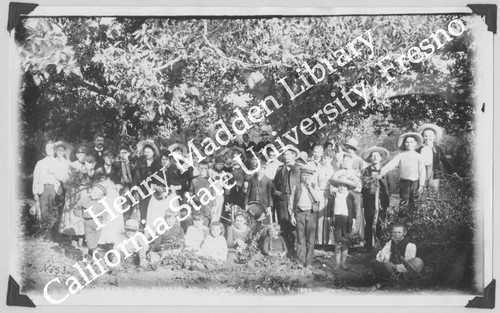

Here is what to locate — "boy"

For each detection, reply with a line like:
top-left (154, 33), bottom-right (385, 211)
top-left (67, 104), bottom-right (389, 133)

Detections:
top-left (32, 141), bottom-right (59, 220)
top-left (152, 213), bottom-right (185, 257)
top-left (189, 160), bottom-right (216, 226)
top-left (378, 132), bottom-right (426, 208)
top-left (371, 222), bottom-right (424, 286)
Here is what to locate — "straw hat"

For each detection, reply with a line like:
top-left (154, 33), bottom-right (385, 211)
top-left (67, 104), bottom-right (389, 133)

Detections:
top-left (54, 141), bottom-right (73, 157)
top-left (343, 138), bottom-right (360, 151)
top-left (397, 132), bottom-right (423, 150)
top-left (417, 123), bottom-right (443, 142)
top-left (278, 145), bottom-right (300, 162)
top-left (247, 201), bottom-right (266, 220)
top-left (124, 219), bottom-right (140, 231)
top-left (137, 139), bottom-right (160, 156)
top-left (297, 151), bottom-right (309, 164)
top-left (330, 176), bottom-right (357, 189)
top-left (402, 257), bottom-right (424, 274)
top-left (361, 146), bottom-right (390, 162)
top-left (168, 143), bottom-right (187, 155)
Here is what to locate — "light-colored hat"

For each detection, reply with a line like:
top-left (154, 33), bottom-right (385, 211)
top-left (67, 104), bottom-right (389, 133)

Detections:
top-left (297, 151), bottom-right (309, 164)
top-left (402, 257), bottom-right (425, 274)
top-left (343, 138), bottom-right (360, 151)
top-left (138, 139), bottom-right (160, 156)
top-left (278, 145), bottom-right (300, 162)
top-left (361, 146), bottom-right (390, 162)
top-left (124, 219), bottom-right (140, 231)
top-left (300, 164), bottom-right (316, 175)
top-left (397, 132), bottom-right (423, 150)
top-left (168, 143), bottom-right (187, 155)
top-left (330, 175), bottom-right (357, 189)
top-left (417, 123), bottom-right (443, 142)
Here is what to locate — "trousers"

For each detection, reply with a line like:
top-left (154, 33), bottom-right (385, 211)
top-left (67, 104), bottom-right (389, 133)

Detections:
top-left (295, 210), bottom-right (317, 266)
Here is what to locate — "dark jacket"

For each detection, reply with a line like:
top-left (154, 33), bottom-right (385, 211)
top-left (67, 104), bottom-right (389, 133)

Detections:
top-left (290, 183), bottom-right (320, 213)
top-left (328, 192), bottom-right (356, 232)
top-left (361, 165), bottom-right (390, 209)
top-left (416, 145), bottom-right (455, 179)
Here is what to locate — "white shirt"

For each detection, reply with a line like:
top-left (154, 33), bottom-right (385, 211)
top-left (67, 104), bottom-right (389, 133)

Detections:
top-left (380, 150), bottom-right (426, 186)
top-left (265, 160), bottom-right (282, 180)
top-left (420, 145), bottom-right (434, 166)
top-left (32, 156), bottom-right (59, 195)
top-left (333, 191), bottom-right (349, 216)
top-left (376, 239), bottom-right (417, 272)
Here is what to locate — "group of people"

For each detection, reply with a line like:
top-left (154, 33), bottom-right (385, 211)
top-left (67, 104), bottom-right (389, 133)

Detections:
top-left (31, 122), bottom-right (457, 281)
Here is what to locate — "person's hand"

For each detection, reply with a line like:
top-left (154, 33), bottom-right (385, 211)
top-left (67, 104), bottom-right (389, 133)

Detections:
top-left (257, 213), bottom-right (266, 222)
top-left (245, 204), bottom-right (249, 211)
top-left (290, 215), bottom-right (297, 226)
top-left (329, 225), bottom-right (335, 233)
top-left (33, 194), bottom-right (39, 202)
top-left (266, 207), bottom-right (272, 216)
top-left (275, 190), bottom-right (283, 197)
top-left (279, 252), bottom-right (286, 259)
top-left (352, 218), bottom-right (356, 226)
top-left (417, 186), bottom-right (424, 194)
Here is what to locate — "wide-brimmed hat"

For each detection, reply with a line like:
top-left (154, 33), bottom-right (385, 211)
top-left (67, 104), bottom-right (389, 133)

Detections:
top-left (361, 146), bottom-right (390, 162)
top-left (229, 146), bottom-right (246, 158)
top-left (343, 138), bottom-right (360, 151)
top-left (297, 151), bottom-right (309, 164)
top-left (247, 201), bottom-right (266, 220)
top-left (416, 123), bottom-right (443, 142)
top-left (168, 143), bottom-right (187, 155)
top-left (124, 219), bottom-right (140, 231)
top-left (330, 176), bottom-right (357, 189)
top-left (138, 139), bottom-right (160, 156)
top-left (300, 164), bottom-right (316, 175)
top-left (397, 132), bottom-right (423, 150)
top-left (402, 257), bottom-right (424, 274)
top-left (54, 141), bottom-right (73, 156)
top-left (278, 145), bottom-right (300, 162)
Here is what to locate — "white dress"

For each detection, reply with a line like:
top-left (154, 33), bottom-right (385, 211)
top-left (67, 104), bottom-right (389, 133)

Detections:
top-left (98, 179), bottom-right (125, 244)
top-left (145, 192), bottom-right (179, 232)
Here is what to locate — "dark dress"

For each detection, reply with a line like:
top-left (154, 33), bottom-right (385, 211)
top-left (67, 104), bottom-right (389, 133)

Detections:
top-left (133, 157), bottom-right (162, 221)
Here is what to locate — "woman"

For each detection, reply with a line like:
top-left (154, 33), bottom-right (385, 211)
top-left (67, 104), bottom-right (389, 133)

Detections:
top-left (96, 149), bottom-right (125, 246)
top-left (59, 146), bottom-right (90, 248)
top-left (145, 150), bottom-right (181, 234)
top-left (134, 139), bottom-right (162, 222)
top-left (416, 124), bottom-right (458, 191)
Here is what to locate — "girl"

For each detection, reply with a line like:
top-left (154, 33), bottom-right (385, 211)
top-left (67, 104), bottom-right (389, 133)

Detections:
top-left (198, 221), bottom-right (228, 262)
top-left (226, 212), bottom-right (252, 261)
top-left (185, 214), bottom-right (209, 251)
top-left (329, 176), bottom-right (357, 270)
top-left (262, 223), bottom-right (287, 258)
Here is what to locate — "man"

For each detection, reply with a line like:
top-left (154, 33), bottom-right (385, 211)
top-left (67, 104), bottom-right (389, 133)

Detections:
top-left (378, 132), bottom-right (426, 208)
top-left (112, 144), bottom-right (135, 191)
top-left (308, 144), bottom-right (334, 246)
top-left (361, 146), bottom-right (391, 251)
top-left (263, 147), bottom-right (282, 181)
top-left (245, 160), bottom-right (274, 224)
top-left (240, 133), bottom-right (256, 159)
top-left (255, 131), bottom-right (272, 155)
top-left (342, 138), bottom-right (366, 173)
top-left (289, 164), bottom-right (322, 267)
top-left (273, 145), bottom-right (302, 251)
top-left (371, 222), bottom-right (424, 286)
top-left (93, 133), bottom-right (106, 168)
top-left (32, 141), bottom-right (60, 220)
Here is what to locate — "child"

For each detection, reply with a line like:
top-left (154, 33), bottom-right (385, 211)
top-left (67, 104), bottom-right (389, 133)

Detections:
top-left (184, 214), bottom-right (209, 251)
top-left (328, 176), bottom-right (357, 270)
top-left (198, 221), bottom-right (228, 262)
top-left (378, 132), bottom-right (426, 207)
top-left (75, 183), bottom-right (108, 258)
top-left (189, 160), bottom-right (216, 226)
top-left (226, 212), bottom-right (252, 262)
top-left (152, 213), bottom-right (185, 257)
top-left (112, 219), bottom-right (148, 268)
top-left (262, 223), bottom-right (287, 259)
top-left (209, 155), bottom-right (229, 222)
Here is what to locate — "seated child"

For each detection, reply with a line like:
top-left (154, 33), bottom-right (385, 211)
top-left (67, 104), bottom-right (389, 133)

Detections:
top-left (226, 212), bottom-right (252, 262)
top-left (152, 213), bottom-right (185, 258)
top-left (112, 219), bottom-right (148, 268)
top-left (329, 176), bottom-right (357, 270)
top-left (262, 223), bottom-right (287, 259)
top-left (198, 221), bottom-right (228, 262)
top-left (184, 214), bottom-right (209, 251)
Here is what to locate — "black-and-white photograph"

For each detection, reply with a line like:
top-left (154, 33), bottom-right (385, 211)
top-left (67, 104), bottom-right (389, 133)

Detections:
top-left (3, 2), bottom-right (497, 308)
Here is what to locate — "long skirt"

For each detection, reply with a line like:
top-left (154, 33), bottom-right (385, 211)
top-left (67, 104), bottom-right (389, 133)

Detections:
top-left (315, 189), bottom-right (331, 245)
top-left (99, 186), bottom-right (125, 245)
top-left (59, 185), bottom-right (87, 236)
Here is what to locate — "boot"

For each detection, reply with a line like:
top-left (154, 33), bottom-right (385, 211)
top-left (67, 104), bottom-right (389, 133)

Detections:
top-left (340, 250), bottom-right (349, 270)
top-left (334, 251), bottom-right (341, 270)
